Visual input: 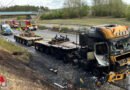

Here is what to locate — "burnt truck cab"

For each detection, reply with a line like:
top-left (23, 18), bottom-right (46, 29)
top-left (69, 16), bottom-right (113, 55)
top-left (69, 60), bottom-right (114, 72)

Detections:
top-left (79, 24), bottom-right (130, 82)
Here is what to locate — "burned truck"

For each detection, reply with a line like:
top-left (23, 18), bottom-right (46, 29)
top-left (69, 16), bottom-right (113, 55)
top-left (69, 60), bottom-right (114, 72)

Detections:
top-left (34, 24), bottom-right (130, 83)
top-left (78, 24), bottom-right (130, 82)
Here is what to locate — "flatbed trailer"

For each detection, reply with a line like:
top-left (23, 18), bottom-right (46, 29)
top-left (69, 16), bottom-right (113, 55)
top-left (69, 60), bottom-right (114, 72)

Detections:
top-left (14, 34), bottom-right (43, 46)
top-left (34, 40), bottom-right (79, 63)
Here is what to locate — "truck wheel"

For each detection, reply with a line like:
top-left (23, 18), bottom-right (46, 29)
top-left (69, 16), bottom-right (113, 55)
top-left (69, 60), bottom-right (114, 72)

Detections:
top-left (26, 42), bottom-right (30, 46)
top-left (18, 39), bottom-right (21, 43)
top-left (16, 38), bottom-right (18, 42)
top-left (26, 41), bottom-right (32, 46)
top-left (23, 40), bottom-right (26, 45)
top-left (39, 47), bottom-right (43, 52)
top-left (72, 59), bottom-right (79, 66)
top-left (35, 44), bottom-right (39, 51)
top-left (63, 55), bottom-right (69, 64)
top-left (50, 48), bottom-right (54, 55)
top-left (45, 48), bottom-right (50, 54)
top-left (20, 39), bottom-right (23, 44)
top-left (55, 53), bottom-right (60, 59)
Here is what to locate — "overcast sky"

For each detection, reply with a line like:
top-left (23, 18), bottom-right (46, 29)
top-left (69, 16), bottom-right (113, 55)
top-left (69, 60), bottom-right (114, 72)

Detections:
top-left (0, 0), bottom-right (130, 9)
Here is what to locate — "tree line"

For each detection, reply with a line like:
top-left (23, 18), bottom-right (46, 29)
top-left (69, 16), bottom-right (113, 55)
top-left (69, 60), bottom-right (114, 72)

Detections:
top-left (41, 0), bottom-right (130, 20)
top-left (0, 5), bottom-right (49, 12)
top-left (41, 0), bottom-right (89, 19)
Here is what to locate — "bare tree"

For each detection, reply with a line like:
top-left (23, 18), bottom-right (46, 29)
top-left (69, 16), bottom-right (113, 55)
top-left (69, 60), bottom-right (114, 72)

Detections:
top-left (63, 0), bottom-right (89, 18)
top-left (92, 0), bottom-right (126, 17)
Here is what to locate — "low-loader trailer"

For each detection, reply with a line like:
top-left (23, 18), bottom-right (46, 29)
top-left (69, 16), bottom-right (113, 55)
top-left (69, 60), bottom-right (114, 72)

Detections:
top-left (14, 30), bottom-right (43, 46)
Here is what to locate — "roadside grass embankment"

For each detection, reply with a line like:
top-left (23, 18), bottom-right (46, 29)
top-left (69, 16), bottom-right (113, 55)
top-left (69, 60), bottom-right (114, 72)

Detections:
top-left (0, 38), bottom-right (58, 90)
top-left (0, 37), bottom-right (31, 62)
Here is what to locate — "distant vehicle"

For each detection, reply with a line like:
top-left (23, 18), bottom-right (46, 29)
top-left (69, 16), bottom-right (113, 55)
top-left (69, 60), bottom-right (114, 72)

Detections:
top-left (12, 20), bottom-right (19, 28)
top-left (5, 20), bottom-right (19, 28)
top-left (19, 20), bottom-right (38, 31)
top-left (5, 20), bottom-right (13, 28)
top-left (0, 24), bottom-right (13, 35)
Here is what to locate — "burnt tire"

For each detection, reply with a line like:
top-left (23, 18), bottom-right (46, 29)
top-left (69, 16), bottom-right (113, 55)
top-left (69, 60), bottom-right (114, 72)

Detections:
top-left (45, 48), bottom-right (50, 54)
top-left (50, 48), bottom-right (55, 56)
top-left (16, 38), bottom-right (20, 43)
top-left (16, 38), bottom-right (18, 42)
top-left (39, 47), bottom-right (43, 52)
top-left (20, 39), bottom-right (23, 44)
top-left (63, 55), bottom-right (70, 64)
top-left (35, 44), bottom-right (39, 51)
top-left (26, 42), bottom-right (29, 46)
top-left (26, 41), bottom-right (32, 46)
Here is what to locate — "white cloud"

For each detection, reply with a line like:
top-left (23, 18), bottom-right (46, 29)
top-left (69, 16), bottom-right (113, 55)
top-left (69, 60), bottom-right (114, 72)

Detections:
top-left (123, 0), bottom-right (130, 4)
top-left (0, 0), bottom-right (130, 9)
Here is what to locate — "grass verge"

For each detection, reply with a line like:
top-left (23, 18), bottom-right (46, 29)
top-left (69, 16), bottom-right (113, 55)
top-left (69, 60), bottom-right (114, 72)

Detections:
top-left (38, 17), bottom-right (130, 27)
top-left (0, 37), bottom-right (31, 61)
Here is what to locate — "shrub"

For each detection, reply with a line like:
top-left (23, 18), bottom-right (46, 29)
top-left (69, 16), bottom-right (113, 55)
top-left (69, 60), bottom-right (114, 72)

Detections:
top-left (39, 25), bottom-right (46, 30)
top-left (126, 7), bottom-right (130, 20)
top-left (81, 27), bottom-right (88, 30)
top-left (41, 10), bottom-right (64, 20)
top-left (40, 4), bottom-right (89, 19)
top-left (70, 28), bottom-right (74, 31)
top-left (60, 26), bottom-right (69, 32)
top-left (17, 16), bottom-right (26, 20)
top-left (53, 25), bottom-right (60, 31)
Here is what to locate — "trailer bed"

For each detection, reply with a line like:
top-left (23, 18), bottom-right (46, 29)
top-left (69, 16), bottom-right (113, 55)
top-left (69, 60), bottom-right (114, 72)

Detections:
top-left (14, 34), bottom-right (43, 46)
top-left (34, 40), bottom-right (79, 63)
top-left (35, 40), bottom-right (78, 50)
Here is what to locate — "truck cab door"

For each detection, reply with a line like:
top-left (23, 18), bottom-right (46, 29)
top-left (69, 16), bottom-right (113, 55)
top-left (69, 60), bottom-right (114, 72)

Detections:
top-left (94, 42), bottom-right (110, 66)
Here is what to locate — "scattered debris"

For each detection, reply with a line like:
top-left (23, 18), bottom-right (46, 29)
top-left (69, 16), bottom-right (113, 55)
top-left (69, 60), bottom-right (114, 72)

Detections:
top-left (49, 68), bottom-right (58, 74)
top-left (12, 52), bottom-right (23, 55)
top-left (54, 83), bottom-right (64, 88)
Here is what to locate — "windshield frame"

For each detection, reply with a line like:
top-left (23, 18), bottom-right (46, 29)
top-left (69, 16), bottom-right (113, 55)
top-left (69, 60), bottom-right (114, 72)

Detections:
top-left (109, 36), bottom-right (130, 56)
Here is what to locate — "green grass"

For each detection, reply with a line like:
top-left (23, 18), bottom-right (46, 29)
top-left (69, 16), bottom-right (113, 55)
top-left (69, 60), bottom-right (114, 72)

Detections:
top-left (38, 17), bottom-right (130, 26)
top-left (38, 25), bottom-right (46, 29)
top-left (0, 38), bottom-right (30, 60)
